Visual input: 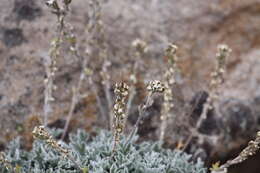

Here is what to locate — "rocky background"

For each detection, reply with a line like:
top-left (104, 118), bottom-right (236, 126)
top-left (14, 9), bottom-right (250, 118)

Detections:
top-left (0, 0), bottom-right (260, 172)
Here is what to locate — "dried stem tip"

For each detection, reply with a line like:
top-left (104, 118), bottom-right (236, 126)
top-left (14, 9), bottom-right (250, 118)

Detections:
top-left (210, 44), bottom-right (231, 88)
top-left (46, 0), bottom-right (60, 10)
top-left (216, 44), bottom-right (231, 71)
top-left (217, 44), bottom-right (232, 59)
top-left (33, 126), bottom-right (69, 154)
top-left (33, 126), bottom-right (83, 171)
top-left (147, 80), bottom-right (165, 93)
top-left (132, 39), bottom-right (148, 54)
top-left (165, 44), bottom-right (178, 64)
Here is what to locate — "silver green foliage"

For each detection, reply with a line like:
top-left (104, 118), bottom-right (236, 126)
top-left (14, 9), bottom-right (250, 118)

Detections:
top-left (0, 129), bottom-right (207, 173)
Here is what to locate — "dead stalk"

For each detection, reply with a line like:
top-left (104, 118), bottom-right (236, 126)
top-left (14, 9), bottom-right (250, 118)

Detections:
top-left (182, 45), bottom-right (231, 151)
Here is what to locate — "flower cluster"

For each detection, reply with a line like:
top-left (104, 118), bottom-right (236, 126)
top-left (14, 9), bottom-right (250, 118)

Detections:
top-left (32, 126), bottom-right (82, 171)
top-left (210, 44), bottom-right (232, 90)
top-left (33, 126), bottom-right (69, 155)
top-left (147, 80), bottom-right (165, 93)
top-left (46, 0), bottom-right (60, 10)
top-left (165, 43), bottom-right (178, 65)
top-left (46, 0), bottom-right (72, 13)
top-left (112, 82), bottom-right (129, 151)
top-left (160, 43), bottom-right (179, 142)
top-left (132, 38), bottom-right (148, 55)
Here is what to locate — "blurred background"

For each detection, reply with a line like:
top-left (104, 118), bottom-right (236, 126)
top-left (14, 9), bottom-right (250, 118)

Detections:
top-left (0, 0), bottom-right (260, 172)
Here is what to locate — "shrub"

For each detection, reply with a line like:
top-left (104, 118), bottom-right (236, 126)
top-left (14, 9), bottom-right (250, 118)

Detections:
top-left (0, 129), bottom-right (206, 173)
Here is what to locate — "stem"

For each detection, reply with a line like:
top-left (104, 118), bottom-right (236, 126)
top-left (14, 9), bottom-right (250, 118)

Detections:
top-left (125, 60), bottom-right (139, 125)
top-left (62, 53), bottom-right (87, 140)
top-left (125, 92), bottom-right (153, 145)
top-left (89, 77), bottom-right (108, 128)
top-left (182, 96), bottom-right (211, 151)
top-left (102, 61), bottom-right (113, 130)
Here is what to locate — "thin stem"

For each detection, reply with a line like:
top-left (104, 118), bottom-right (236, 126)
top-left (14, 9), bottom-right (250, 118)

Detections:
top-left (125, 60), bottom-right (139, 122)
top-left (125, 92), bottom-right (153, 146)
top-left (182, 96), bottom-right (212, 151)
top-left (89, 77), bottom-right (108, 127)
top-left (182, 45), bottom-right (230, 151)
top-left (43, 0), bottom-right (70, 126)
top-left (125, 86), bottom-right (136, 128)
top-left (102, 61), bottom-right (113, 130)
top-left (62, 53), bottom-right (87, 140)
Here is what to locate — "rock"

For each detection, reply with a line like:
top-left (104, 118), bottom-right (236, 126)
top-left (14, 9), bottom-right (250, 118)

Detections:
top-left (219, 99), bottom-right (255, 140)
top-left (12, 0), bottom-right (42, 22)
top-left (1, 28), bottom-right (26, 47)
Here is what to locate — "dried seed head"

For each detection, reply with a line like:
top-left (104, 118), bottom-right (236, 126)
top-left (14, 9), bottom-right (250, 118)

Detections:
top-left (217, 44), bottom-right (232, 57)
top-left (112, 82), bottom-right (129, 152)
top-left (33, 126), bottom-right (50, 140)
top-left (132, 39), bottom-right (148, 54)
top-left (166, 44), bottom-right (178, 55)
top-left (84, 68), bottom-right (93, 76)
top-left (32, 126), bottom-right (83, 170)
top-left (210, 44), bottom-right (231, 89)
top-left (113, 82), bottom-right (129, 119)
top-left (147, 80), bottom-right (165, 93)
top-left (216, 44), bottom-right (231, 68)
top-left (114, 82), bottom-right (129, 97)
top-left (130, 74), bottom-right (137, 84)
top-left (46, 0), bottom-right (60, 10)
top-left (165, 43), bottom-right (178, 65)
top-left (33, 126), bottom-right (69, 154)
